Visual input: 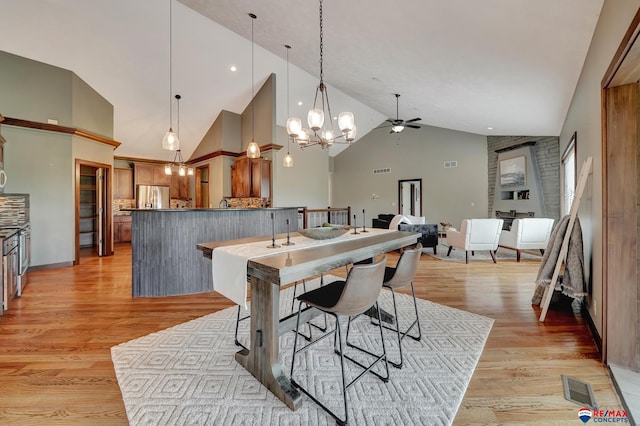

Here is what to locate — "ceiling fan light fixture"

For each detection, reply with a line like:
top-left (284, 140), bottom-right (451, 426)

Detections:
top-left (392, 125), bottom-right (404, 133)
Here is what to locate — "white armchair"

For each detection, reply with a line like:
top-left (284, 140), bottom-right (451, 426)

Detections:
top-left (498, 218), bottom-right (555, 262)
top-left (446, 219), bottom-right (504, 263)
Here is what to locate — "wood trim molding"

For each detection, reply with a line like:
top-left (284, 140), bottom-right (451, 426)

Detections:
top-left (188, 150), bottom-right (241, 164)
top-left (602, 7), bottom-right (640, 88)
top-left (114, 156), bottom-right (168, 166)
top-left (189, 144), bottom-right (284, 164)
top-left (1, 115), bottom-right (121, 148)
top-left (0, 113), bottom-right (6, 144)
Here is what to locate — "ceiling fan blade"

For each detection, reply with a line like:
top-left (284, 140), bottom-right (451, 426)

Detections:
top-left (404, 117), bottom-right (421, 123)
top-left (406, 124), bottom-right (421, 129)
top-left (385, 118), bottom-right (395, 123)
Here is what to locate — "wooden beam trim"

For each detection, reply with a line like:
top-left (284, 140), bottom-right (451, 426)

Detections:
top-left (602, 6), bottom-right (640, 88)
top-left (190, 144), bottom-right (284, 164)
top-left (1, 116), bottom-right (121, 148)
top-left (189, 150), bottom-right (241, 164)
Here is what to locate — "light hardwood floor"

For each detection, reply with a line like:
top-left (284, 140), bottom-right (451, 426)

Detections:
top-left (0, 245), bottom-right (622, 425)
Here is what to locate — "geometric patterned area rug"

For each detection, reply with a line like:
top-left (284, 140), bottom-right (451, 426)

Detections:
top-left (426, 244), bottom-right (542, 262)
top-left (111, 275), bottom-right (494, 425)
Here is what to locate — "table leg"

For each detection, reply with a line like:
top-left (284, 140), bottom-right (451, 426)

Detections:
top-left (235, 276), bottom-right (302, 410)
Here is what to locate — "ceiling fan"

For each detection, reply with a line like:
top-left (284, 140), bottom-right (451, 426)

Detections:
top-left (376, 94), bottom-right (421, 134)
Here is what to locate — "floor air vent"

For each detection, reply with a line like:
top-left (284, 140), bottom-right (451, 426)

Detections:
top-left (562, 375), bottom-right (598, 409)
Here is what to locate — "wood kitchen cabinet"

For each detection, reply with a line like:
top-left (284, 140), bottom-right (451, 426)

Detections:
top-left (113, 215), bottom-right (132, 243)
top-left (231, 157), bottom-right (271, 199)
top-left (170, 173), bottom-right (189, 200)
top-left (134, 163), bottom-right (171, 187)
top-left (114, 168), bottom-right (133, 199)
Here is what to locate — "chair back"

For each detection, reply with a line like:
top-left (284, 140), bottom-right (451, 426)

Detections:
top-left (385, 243), bottom-right (422, 289)
top-left (516, 218), bottom-right (555, 245)
top-left (464, 218), bottom-right (504, 250)
top-left (331, 255), bottom-right (388, 316)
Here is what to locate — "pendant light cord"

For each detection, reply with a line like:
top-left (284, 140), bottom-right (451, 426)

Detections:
top-left (319, 0), bottom-right (323, 85)
top-left (250, 13), bottom-right (256, 143)
top-left (169, 0), bottom-right (173, 130)
top-left (285, 45), bottom-right (291, 155)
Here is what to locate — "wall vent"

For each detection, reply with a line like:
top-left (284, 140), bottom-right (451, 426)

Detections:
top-left (373, 168), bottom-right (391, 174)
top-left (444, 161), bottom-right (458, 168)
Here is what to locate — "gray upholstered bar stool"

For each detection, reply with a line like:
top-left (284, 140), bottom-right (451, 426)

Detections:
top-left (290, 256), bottom-right (389, 426)
top-left (354, 243), bottom-right (423, 369)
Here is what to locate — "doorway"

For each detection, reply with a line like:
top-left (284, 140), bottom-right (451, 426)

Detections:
top-left (75, 160), bottom-right (112, 264)
top-left (195, 165), bottom-right (210, 208)
top-left (398, 178), bottom-right (422, 216)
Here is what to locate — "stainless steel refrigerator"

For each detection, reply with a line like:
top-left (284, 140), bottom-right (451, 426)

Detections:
top-left (136, 185), bottom-right (170, 209)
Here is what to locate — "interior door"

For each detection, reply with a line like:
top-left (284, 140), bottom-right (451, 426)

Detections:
top-left (96, 168), bottom-right (104, 256)
top-left (75, 160), bottom-right (112, 264)
top-left (398, 179), bottom-right (422, 216)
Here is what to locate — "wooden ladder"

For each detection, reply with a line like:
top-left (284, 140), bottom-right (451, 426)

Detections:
top-left (539, 156), bottom-right (592, 322)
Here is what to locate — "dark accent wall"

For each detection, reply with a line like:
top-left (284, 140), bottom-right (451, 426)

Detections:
top-left (487, 136), bottom-right (560, 222)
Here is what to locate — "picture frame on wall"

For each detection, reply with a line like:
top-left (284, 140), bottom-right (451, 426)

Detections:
top-left (500, 156), bottom-right (526, 187)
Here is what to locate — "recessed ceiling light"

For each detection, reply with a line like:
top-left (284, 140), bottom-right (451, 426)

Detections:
top-left (297, 101), bottom-right (303, 106)
top-left (487, 127), bottom-right (493, 130)
top-left (230, 65), bottom-right (237, 72)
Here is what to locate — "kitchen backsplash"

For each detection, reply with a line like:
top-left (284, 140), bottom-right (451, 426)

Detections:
top-left (224, 197), bottom-right (269, 208)
top-left (113, 199), bottom-right (134, 215)
top-left (0, 193), bottom-right (30, 225)
top-left (113, 198), bottom-right (193, 214)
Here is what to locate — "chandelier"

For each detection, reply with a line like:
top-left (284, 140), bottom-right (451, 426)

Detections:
top-left (286, 0), bottom-right (356, 149)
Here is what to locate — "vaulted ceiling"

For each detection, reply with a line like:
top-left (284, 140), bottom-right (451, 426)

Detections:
top-left (0, 0), bottom-right (603, 159)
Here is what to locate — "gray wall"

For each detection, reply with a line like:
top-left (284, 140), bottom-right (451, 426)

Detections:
top-left (0, 50), bottom-right (114, 267)
top-left (332, 124), bottom-right (488, 228)
top-left (560, 0), bottom-right (640, 337)
top-left (271, 125), bottom-right (330, 209)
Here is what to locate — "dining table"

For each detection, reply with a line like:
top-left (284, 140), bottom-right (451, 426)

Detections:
top-left (196, 228), bottom-right (419, 410)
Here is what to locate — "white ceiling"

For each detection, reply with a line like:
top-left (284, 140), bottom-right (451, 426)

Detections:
top-left (0, 0), bottom-right (603, 159)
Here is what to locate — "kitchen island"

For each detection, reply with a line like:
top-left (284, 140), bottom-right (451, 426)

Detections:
top-left (124, 207), bottom-right (299, 297)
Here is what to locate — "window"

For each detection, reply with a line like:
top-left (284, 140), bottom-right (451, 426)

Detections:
top-left (561, 132), bottom-right (577, 216)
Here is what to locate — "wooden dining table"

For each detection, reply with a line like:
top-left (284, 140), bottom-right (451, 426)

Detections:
top-left (197, 230), bottom-right (419, 410)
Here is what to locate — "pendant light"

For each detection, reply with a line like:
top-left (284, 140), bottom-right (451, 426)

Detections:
top-left (283, 44), bottom-right (294, 168)
top-left (162, 0), bottom-right (179, 151)
top-left (246, 13), bottom-right (261, 159)
top-left (164, 95), bottom-right (193, 176)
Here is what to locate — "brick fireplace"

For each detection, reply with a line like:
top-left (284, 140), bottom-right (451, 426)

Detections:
top-left (489, 140), bottom-right (556, 229)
